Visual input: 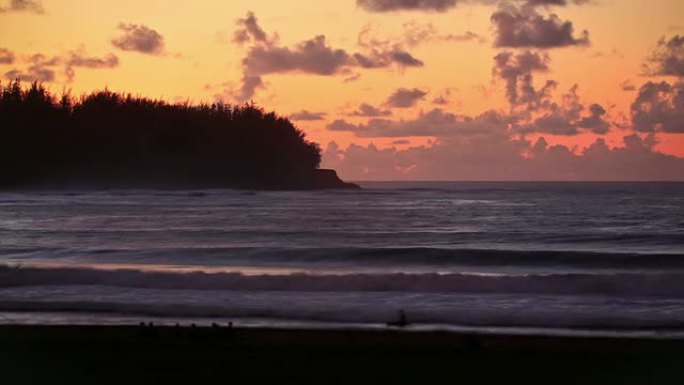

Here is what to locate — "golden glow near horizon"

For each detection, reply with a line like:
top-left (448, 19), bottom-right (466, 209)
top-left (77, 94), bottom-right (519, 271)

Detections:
top-left (1, 0), bottom-right (683, 180)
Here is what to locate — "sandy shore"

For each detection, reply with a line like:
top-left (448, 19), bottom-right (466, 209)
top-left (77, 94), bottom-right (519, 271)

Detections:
top-left (0, 325), bottom-right (682, 384)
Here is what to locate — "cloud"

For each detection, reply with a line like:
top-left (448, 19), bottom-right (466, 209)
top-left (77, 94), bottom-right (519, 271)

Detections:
top-left (398, 22), bottom-right (485, 46)
top-left (356, 0), bottom-right (458, 12)
top-left (231, 12), bottom-right (423, 101)
top-left (0, 48), bottom-right (15, 64)
top-left (235, 75), bottom-right (264, 102)
top-left (233, 11), bottom-right (274, 46)
top-left (328, 108), bottom-right (509, 138)
top-left (432, 96), bottom-right (450, 105)
top-left (386, 87), bottom-right (428, 108)
top-left (290, 110), bottom-right (327, 121)
top-left (620, 79), bottom-right (636, 92)
top-left (4, 49), bottom-right (119, 83)
top-left (631, 81), bottom-right (684, 133)
top-left (0, 0), bottom-right (44, 14)
top-left (355, 0), bottom-right (590, 13)
top-left (112, 23), bottom-right (165, 55)
top-left (343, 73), bottom-right (362, 83)
top-left (432, 88), bottom-right (457, 105)
top-left (66, 50), bottom-right (119, 69)
top-left (64, 49), bottom-right (119, 82)
top-left (352, 49), bottom-right (423, 69)
top-left (524, 0), bottom-right (590, 6)
top-left (334, 84), bottom-right (608, 138)
top-left (492, 50), bottom-right (552, 107)
top-left (4, 53), bottom-right (58, 82)
top-left (491, 4), bottom-right (590, 48)
top-left (245, 36), bottom-right (355, 77)
top-left (349, 103), bottom-right (392, 117)
top-left (4, 67), bottom-right (54, 82)
top-left (322, 134), bottom-right (684, 181)
top-left (576, 103), bottom-right (609, 134)
top-left (515, 85), bottom-right (610, 135)
top-left (644, 35), bottom-right (684, 77)
top-left (240, 28), bottom-right (424, 79)
top-left (355, 22), bottom-right (476, 73)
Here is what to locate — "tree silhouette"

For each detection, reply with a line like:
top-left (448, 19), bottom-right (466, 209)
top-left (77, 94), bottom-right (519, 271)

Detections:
top-left (0, 81), bottom-right (353, 189)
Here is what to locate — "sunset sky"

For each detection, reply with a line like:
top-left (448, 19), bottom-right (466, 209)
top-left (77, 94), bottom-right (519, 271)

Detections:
top-left (1, 0), bottom-right (683, 180)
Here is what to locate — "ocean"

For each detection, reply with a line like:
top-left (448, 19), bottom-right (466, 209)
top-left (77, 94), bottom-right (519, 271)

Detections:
top-left (1, 182), bottom-right (683, 337)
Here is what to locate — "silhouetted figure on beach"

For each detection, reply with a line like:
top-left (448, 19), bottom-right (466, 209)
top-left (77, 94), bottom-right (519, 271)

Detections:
top-left (190, 323), bottom-right (200, 340)
top-left (387, 310), bottom-right (409, 328)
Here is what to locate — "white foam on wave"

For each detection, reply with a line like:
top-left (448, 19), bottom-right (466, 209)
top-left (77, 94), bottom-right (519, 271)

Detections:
top-left (2, 264), bottom-right (684, 297)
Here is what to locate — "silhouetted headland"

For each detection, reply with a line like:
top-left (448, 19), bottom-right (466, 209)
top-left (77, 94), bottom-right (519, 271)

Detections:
top-left (0, 81), bottom-right (358, 190)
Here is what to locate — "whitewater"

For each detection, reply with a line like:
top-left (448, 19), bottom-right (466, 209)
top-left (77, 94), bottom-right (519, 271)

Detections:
top-left (1, 182), bottom-right (683, 337)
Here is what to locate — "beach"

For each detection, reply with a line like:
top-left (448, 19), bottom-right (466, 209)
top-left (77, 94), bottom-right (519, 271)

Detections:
top-left (1, 184), bottom-right (683, 383)
top-left (1, 325), bottom-right (683, 384)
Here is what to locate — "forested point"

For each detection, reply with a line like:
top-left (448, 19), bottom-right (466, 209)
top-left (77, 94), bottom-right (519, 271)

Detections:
top-left (0, 81), bottom-right (357, 190)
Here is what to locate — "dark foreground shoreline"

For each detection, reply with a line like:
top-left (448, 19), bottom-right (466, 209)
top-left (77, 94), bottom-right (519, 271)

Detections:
top-left (0, 325), bottom-right (683, 384)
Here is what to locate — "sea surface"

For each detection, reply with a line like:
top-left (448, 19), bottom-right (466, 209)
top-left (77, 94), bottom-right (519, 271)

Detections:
top-left (1, 182), bottom-right (684, 338)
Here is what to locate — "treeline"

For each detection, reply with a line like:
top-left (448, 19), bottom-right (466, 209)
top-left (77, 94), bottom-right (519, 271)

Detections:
top-left (0, 81), bottom-right (325, 189)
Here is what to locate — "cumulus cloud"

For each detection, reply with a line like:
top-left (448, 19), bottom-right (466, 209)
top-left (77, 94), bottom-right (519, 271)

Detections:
top-left (386, 87), bottom-right (428, 108)
top-left (644, 35), bottom-right (684, 77)
top-left (4, 53), bottom-right (58, 82)
top-left (524, 0), bottom-right (590, 6)
top-left (355, 0), bottom-right (590, 13)
top-left (352, 49), bottom-right (423, 69)
top-left (65, 51), bottom-right (119, 69)
top-left (334, 82), bottom-right (608, 139)
top-left (322, 134), bottom-right (684, 181)
top-left (245, 35), bottom-right (354, 76)
top-left (356, 0), bottom-right (458, 12)
top-left (0, 48), bottom-right (15, 64)
top-left (0, 0), bottom-right (44, 14)
top-left (631, 81), bottom-right (684, 133)
top-left (112, 23), bottom-right (165, 55)
top-left (493, 50), bottom-right (552, 107)
top-left (240, 19), bottom-right (425, 76)
top-left (328, 108), bottom-right (509, 138)
top-left (233, 11), bottom-right (274, 46)
top-left (576, 103), bottom-right (609, 134)
top-left (432, 96), bottom-right (450, 105)
top-left (4, 49), bottom-right (119, 83)
top-left (355, 22), bottom-right (476, 73)
top-left (230, 12), bottom-right (424, 101)
top-left (396, 22), bottom-right (485, 46)
top-left (491, 4), bottom-right (590, 48)
top-left (290, 110), bottom-right (327, 121)
top-left (514, 85), bottom-right (610, 135)
top-left (432, 88), bottom-right (457, 105)
top-left (621, 79), bottom-right (636, 92)
top-left (235, 75), bottom-right (264, 102)
top-left (349, 103), bottom-right (392, 117)
top-left (4, 66), bottom-right (54, 82)
top-left (64, 49), bottom-right (119, 82)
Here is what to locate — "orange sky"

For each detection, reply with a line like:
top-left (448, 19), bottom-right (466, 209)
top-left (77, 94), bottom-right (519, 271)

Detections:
top-left (1, 0), bottom-right (683, 180)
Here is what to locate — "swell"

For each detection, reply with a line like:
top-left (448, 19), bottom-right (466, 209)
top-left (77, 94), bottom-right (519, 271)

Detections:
top-left (3, 246), bottom-right (684, 269)
top-left (2, 265), bottom-right (684, 297)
